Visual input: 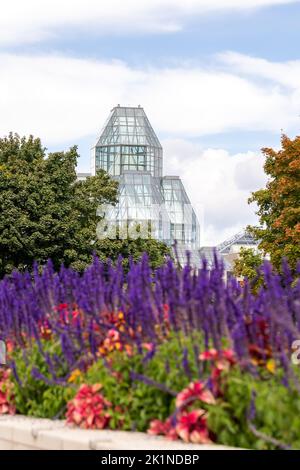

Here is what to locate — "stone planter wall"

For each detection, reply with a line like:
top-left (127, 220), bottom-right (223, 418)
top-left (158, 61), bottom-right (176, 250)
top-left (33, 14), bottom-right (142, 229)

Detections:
top-left (0, 416), bottom-right (234, 450)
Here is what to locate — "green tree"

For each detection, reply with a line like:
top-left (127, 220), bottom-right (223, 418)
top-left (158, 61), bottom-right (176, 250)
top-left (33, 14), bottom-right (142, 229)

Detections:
top-left (233, 247), bottom-right (264, 280)
top-left (0, 133), bottom-right (118, 276)
top-left (94, 224), bottom-right (171, 270)
top-left (248, 134), bottom-right (300, 271)
top-left (0, 133), bottom-right (170, 276)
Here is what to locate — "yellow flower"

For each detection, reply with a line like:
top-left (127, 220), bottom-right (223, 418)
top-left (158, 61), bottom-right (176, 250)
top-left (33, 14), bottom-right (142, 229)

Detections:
top-left (118, 312), bottom-right (124, 320)
top-left (266, 359), bottom-right (276, 374)
top-left (98, 346), bottom-right (107, 356)
top-left (68, 369), bottom-right (82, 383)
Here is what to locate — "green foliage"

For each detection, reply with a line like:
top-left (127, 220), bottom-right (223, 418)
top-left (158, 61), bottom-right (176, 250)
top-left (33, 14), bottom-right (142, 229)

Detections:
top-left (248, 134), bottom-right (300, 271)
top-left (84, 354), bottom-right (170, 431)
top-left (9, 332), bottom-right (300, 449)
top-left (11, 341), bottom-right (74, 418)
top-left (84, 333), bottom-right (203, 431)
top-left (233, 247), bottom-right (264, 292)
top-left (95, 224), bottom-right (171, 270)
top-left (0, 133), bottom-right (170, 276)
top-left (233, 247), bottom-right (263, 280)
top-left (208, 367), bottom-right (300, 450)
top-left (0, 133), bottom-right (118, 276)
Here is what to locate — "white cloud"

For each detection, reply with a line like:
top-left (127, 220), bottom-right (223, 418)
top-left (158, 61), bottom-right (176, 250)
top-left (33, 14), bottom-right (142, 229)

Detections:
top-left (220, 51), bottom-right (300, 89)
top-left (0, 52), bottom-right (299, 145)
top-left (0, 50), bottom-right (298, 244)
top-left (163, 139), bottom-right (267, 245)
top-left (0, 0), bottom-right (298, 45)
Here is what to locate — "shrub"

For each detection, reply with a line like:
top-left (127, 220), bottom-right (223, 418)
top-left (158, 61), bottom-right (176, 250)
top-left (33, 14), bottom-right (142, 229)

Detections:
top-left (207, 366), bottom-right (300, 449)
top-left (11, 341), bottom-right (74, 418)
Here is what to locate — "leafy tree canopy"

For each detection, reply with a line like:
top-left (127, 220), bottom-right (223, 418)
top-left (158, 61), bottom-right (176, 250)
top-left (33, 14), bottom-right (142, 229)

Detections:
top-left (0, 133), bottom-right (119, 276)
top-left (248, 134), bottom-right (300, 271)
top-left (233, 247), bottom-right (264, 280)
top-left (0, 133), bottom-right (170, 276)
top-left (94, 224), bottom-right (171, 271)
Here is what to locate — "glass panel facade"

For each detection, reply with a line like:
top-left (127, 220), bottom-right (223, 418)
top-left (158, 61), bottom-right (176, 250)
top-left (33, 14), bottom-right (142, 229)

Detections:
top-left (162, 176), bottom-right (200, 251)
top-left (103, 172), bottom-right (170, 242)
top-left (92, 105), bottom-right (200, 265)
top-left (93, 105), bottom-right (162, 178)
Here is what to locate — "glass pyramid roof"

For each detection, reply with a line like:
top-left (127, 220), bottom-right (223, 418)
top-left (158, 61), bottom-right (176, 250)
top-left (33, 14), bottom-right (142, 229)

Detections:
top-left (96, 105), bottom-right (162, 147)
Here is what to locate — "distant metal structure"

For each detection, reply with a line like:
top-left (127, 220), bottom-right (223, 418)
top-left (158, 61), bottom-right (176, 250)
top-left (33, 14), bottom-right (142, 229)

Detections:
top-left (217, 230), bottom-right (257, 254)
top-left (76, 172), bottom-right (91, 181)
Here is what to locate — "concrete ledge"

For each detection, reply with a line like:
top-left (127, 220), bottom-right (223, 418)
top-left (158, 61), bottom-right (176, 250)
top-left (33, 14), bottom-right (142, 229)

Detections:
top-left (0, 416), bottom-right (236, 450)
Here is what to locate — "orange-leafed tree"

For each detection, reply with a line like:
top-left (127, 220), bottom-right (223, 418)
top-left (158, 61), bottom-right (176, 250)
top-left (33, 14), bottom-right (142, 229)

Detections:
top-left (248, 134), bottom-right (300, 271)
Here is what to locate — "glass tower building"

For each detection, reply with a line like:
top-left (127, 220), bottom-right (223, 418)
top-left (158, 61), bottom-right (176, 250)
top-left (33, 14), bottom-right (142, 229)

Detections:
top-left (91, 105), bottom-right (200, 264)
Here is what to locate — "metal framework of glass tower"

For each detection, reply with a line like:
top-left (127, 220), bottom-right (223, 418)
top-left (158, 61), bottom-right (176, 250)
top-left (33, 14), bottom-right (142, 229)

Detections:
top-left (91, 105), bottom-right (200, 264)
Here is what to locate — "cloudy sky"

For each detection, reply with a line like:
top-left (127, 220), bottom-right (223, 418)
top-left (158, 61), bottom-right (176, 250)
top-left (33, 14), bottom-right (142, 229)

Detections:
top-left (1, 1), bottom-right (300, 245)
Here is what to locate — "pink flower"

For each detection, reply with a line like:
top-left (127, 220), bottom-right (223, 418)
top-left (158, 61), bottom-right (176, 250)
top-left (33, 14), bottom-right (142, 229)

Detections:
top-left (222, 349), bottom-right (236, 364)
top-left (176, 410), bottom-right (212, 444)
top-left (38, 319), bottom-right (52, 340)
top-left (148, 407), bottom-right (215, 444)
top-left (199, 348), bottom-right (236, 365)
top-left (148, 418), bottom-right (170, 436)
top-left (6, 340), bottom-right (14, 354)
top-left (66, 383), bottom-right (111, 430)
top-left (107, 329), bottom-right (120, 340)
top-left (142, 342), bottom-right (154, 352)
top-left (54, 303), bottom-right (82, 326)
top-left (199, 349), bottom-right (236, 393)
top-left (148, 418), bottom-right (178, 441)
top-left (0, 369), bottom-right (16, 415)
top-left (98, 329), bottom-right (123, 356)
top-left (163, 304), bottom-right (170, 321)
top-left (199, 349), bottom-right (218, 361)
top-left (176, 381), bottom-right (216, 409)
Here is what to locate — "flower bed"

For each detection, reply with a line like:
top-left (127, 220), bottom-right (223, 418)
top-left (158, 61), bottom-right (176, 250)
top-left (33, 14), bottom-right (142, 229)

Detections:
top-left (0, 255), bottom-right (300, 449)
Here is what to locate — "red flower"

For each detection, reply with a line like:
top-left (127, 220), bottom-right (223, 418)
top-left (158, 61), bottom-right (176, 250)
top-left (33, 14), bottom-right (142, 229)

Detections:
top-left (148, 381), bottom-right (217, 445)
top-left (163, 304), bottom-right (170, 321)
top-left (0, 369), bottom-right (16, 415)
top-left (199, 348), bottom-right (236, 366)
top-left (66, 383), bottom-right (111, 430)
top-left (6, 340), bottom-right (14, 354)
top-left (148, 418), bottom-right (178, 440)
top-left (54, 303), bottom-right (82, 327)
top-left (198, 349), bottom-right (236, 397)
top-left (57, 303), bottom-right (69, 311)
top-left (142, 342), bottom-right (154, 352)
top-left (38, 319), bottom-right (52, 340)
top-left (148, 418), bottom-right (170, 436)
top-left (98, 329), bottom-right (124, 356)
top-left (248, 318), bottom-right (272, 364)
top-left (176, 410), bottom-right (212, 444)
top-left (176, 381), bottom-right (216, 409)
top-left (221, 349), bottom-right (236, 364)
top-left (199, 349), bottom-right (218, 361)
